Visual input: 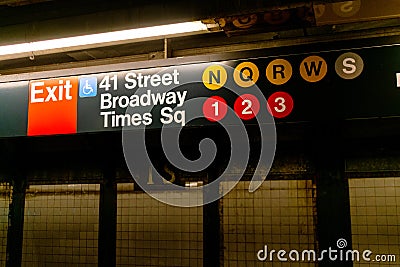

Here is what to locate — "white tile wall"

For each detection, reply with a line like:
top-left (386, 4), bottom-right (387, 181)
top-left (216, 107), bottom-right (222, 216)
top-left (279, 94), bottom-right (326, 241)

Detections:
top-left (349, 178), bottom-right (400, 266)
top-left (22, 184), bottom-right (100, 267)
top-left (221, 180), bottom-right (317, 267)
top-left (116, 183), bottom-right (203, 267)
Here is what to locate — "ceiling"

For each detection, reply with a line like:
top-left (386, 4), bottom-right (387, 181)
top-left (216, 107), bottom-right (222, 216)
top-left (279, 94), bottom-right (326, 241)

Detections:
top-left (0, 0), bottom-right (399, 75)
top-left (0, 0), bottom-right (50, 6)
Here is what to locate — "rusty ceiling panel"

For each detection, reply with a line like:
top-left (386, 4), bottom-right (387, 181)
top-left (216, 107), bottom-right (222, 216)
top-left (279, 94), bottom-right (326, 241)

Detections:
top-left (315, 0), bottom-right (400, 25)
top-left (215, 5), bottom-right (315, 36)
top-left (0, 0), bottom-right (51, 6)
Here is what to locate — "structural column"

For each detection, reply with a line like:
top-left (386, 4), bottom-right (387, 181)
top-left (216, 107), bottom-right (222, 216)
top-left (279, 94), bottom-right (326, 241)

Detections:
top-left (98, 167), bottom-right (117, 267)
top-left (312, 122), bottom-right (353, 267)
top-left (6, 177), bottom-right (27, 267)
top-left (203, 173), bottom-right (221, 267)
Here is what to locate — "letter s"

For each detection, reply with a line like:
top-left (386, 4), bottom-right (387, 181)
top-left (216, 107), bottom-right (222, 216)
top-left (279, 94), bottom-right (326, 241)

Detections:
top-left (342, 57), bottom-right (357, 75)
top-left (125, 73), bottom-right (137, 89)
top-left (160, 107), bottom-right (173, 124)
top-left (142, 113), bottom-right (153, 126)
top-left (341, 2), bottom-right (354, 13)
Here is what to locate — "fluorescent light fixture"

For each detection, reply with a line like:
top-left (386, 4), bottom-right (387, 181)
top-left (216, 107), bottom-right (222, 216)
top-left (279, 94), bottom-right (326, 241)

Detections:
top-left (185, 181), bottom-right (204, 187)
top-left (0, 21), bottom-right (209, 60)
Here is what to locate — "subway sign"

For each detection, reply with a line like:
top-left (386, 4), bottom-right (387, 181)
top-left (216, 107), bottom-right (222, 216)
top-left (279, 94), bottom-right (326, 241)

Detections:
top-left (1, 42), bottom-right (400, 137)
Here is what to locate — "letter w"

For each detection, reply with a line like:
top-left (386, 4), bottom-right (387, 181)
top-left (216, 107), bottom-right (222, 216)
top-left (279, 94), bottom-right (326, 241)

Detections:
top-left (151, 93), bottom-right (166, 105)
top-left (304, 61), bottom-right (323, 76)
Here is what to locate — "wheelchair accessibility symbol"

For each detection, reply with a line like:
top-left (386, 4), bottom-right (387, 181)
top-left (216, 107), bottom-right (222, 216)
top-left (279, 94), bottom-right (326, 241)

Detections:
top-left (79, 77), bottom-right (97, 98)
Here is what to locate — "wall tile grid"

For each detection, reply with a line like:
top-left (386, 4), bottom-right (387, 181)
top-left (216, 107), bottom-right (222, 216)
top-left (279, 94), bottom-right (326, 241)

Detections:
top-left (22, 184), bottom-right (100, 267)
top-left (16, 177), bottom-right (400, 266)
top-left (349, 178), bottom-right (400, 266)
top-left (221, 180), bottom-right (317, 267)
top-left (116, 183), bottom-right (203, 267)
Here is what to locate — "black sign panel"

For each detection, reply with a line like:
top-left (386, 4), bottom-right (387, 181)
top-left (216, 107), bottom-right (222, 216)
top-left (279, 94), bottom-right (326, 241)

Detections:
top-left (0, 42), bottom-right (400, 137)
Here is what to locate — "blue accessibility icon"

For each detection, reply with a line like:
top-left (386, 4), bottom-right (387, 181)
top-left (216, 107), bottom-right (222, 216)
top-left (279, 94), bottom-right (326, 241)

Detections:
top-left (79, 77), bottom-right (97, 98)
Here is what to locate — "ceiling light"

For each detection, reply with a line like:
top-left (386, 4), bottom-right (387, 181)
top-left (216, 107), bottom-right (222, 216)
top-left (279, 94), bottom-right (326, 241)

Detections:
top-left (0, 21), bottom-right (210, 60)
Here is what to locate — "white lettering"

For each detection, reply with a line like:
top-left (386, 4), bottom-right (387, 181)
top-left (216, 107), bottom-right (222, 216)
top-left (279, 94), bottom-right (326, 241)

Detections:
top-left (289, 250), bottom-right (300, 261)
top-left (116, 114), bottom-right (131, 127)
top-left (172, 69), bottom-right (180, 85)
top-left (160, 107), bottom-right (173, 124)
top-left (176, 91), bottom-right (187, 107)
top-left (100, 111), bottom-right (114, 127)
top-left (124, 70), bottom-right (180, 89)
top-left (318, 250), bottom-right (327, 261)
top-left (137, 73), bottom-right (144, 88)
top-left (329, 247), bottom-right (338, 261)
top-left (30, 82), bottom-right (45, 103)
top-left (100, 93), bottom-right (112, 109)
top-left (277, 250), bottom-right (287, 262)
top-left (143, 74), bottom-right (151, 87)
top-left (58, 80), bottom-right (64, 101)
top-left (160, 107), bottom-right (186, 126)
top-left (125, 73), bottom-right (137, 89)
top-left (64, 80), bottom-right (73, 100)
top-left (257, 245), bottom-right (268, 261)
top-left (269, 250), bottom-right (276, 261)
top-left (151, 91), bottom-right (166, 106)
top-left (143, 113), bottom-right (153, 125)
top-left (150, 74), bottom-right (161, 87)
top-left (130, 95), bottom-right (140, 107)
top-left (118, 96), bottom-right (130, 109)
top-left (100, 111), bottom-right (153, 128)
top-left (165, 92), bottom-right (176, 105)
top-left (140, 90), bottom-right (151, 106)
top-left (342, 57), bottom-right (356, 74)
top-left (131, 113), bottom-right (142, 126)
top-left (362, 250), bottom-right (372, 262)
top-left (174, 110), bottom-right (186, 126)
top-left (162, 73), bottom-right (172, 86)
top-left (30, 79), bottom-right (75, 103)
top-left (45, 86), bottom-right (58, 102)
top-left (99, 90), bottom-right (187, 110)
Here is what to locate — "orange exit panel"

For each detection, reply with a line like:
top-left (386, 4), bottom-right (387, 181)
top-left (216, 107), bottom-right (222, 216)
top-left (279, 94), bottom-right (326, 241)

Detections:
top-left (27, 77), bottom-right (78, 136)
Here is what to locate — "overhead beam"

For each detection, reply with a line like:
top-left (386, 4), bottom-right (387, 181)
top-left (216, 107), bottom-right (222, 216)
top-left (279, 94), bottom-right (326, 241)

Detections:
top-left (1, 22), bottom-right (400, 76)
